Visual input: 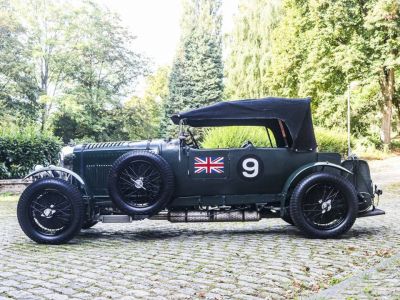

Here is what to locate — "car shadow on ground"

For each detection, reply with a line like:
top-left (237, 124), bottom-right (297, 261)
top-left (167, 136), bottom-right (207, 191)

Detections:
top-left (75, 224), bottom-right (383, 243)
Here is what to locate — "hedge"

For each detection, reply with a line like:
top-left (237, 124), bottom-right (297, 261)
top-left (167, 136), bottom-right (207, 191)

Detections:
top-left (202, 126), bottom-right (350, 156)
top-left (0, 125), bottom-right (62, 179)
top-left (202, 126), bottom-right (276, 149)
top-left (314, 127), bottom-right (350, 156)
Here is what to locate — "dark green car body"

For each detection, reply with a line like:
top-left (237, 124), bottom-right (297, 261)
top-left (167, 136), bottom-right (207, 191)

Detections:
top-left (64, 97), bottom-right (380, 217)
top-left (72, 140), bottom-right (345, 209)
top-left (20, 98), bottom-right (384, 244)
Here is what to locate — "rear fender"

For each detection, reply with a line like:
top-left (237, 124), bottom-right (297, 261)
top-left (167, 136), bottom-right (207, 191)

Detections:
top-left (282, 162), bottom-right (352, 196)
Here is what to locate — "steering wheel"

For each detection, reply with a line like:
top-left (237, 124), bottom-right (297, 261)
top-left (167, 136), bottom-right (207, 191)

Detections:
top-left (187, 129), bottom-right (199, 149)
top-left (241, 140), bottom-right (254, 148)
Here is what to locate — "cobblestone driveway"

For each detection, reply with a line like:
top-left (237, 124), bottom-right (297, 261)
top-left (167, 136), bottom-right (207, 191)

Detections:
top-left (0, 157), bottom-right (399, 299)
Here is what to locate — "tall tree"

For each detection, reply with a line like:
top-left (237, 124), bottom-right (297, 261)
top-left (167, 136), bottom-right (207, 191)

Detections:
top-left (143, 66), bottom-right (170, 137)
top-left (161, 0), bottom-right (223, 137)
top-left (262, 0), bottom-right (399, 146)
top-left (0, 0), bottom-right (148, 142)
top-left (123, 66), bottom-right (171, 140)
top-left (225, 0), bottom-right (400, 146)
top-left (225, 0), bottom-right (281, 99)
top-left (52, 1), bottom-right (148, 141)
top-left (364, 0), bottom-right (400, 146)
top-left (0, 0), bottom-right (38, 125)
top-left (12, 0), bottom-right (74, 130)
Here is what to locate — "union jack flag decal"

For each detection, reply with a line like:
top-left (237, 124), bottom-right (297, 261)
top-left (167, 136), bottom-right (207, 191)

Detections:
top-left (194, 156), bottom-right (225, 174)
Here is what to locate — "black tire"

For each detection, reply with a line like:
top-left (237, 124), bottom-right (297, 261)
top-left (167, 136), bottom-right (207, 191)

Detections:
top-left (289, 172), bottom-right (358, 238)
top-left (82, 220), bottom-right (98, 229)
top-left (281, 214), bottom-right (294, 225)
top-left (17, 178), bottom-right (84, 244)
top-left (108, 151), bottom-right (174, 216)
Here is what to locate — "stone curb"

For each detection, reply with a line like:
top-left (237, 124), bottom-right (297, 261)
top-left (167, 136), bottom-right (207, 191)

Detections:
top-left (306, 251), bottom-right (400, 299)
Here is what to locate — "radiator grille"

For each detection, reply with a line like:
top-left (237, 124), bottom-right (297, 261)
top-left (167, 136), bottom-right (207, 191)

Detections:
top-left (85, 164), bottom-right (113, 194)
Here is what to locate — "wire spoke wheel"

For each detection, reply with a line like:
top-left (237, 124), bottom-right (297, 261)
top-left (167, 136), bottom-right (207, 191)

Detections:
top-left (117, 160), bottom-right (163, 208)
top-left (290, 172), bottom-right (357, 238)
top-left (302, 183), bottom-right (348, 230)
top-left (108, 151), bottom-right (174, 216)
top-left (18, 178), bottom-right (84, 244)
top-left (29, 189), bottom-right (73, 235)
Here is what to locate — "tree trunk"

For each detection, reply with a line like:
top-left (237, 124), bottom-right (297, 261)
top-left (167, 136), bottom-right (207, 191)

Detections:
top-left (40, 57), bottom-right (49, 132)
top-left (379, 67), bottom-right (395, 148)
top-left (397, 106), bottom-right (400, 137)
top-left (393, 94), bottom-right (400, 137)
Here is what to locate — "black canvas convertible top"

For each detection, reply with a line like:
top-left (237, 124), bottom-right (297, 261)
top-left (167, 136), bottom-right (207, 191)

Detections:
top-left (171, 97), bottom-right (317, 151)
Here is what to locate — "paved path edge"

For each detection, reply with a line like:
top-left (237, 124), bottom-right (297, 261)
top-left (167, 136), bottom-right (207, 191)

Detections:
top-left (306, 251), bottom-right (400, 299)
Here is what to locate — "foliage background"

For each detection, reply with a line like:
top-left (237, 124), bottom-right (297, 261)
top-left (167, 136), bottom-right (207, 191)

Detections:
top-left (0, 0), bottom-right (399, 178)
top-left (0, 126), bottom-right (61, 179)
top-left (161, 0), bottom-right (224, 137)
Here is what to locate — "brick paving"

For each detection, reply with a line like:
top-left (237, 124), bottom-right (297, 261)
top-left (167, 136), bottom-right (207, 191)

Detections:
top-left (0, 157), bottom-right (399, 299)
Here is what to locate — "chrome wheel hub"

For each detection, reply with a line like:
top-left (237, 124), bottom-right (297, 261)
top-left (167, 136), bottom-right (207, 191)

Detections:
top-left (319, 199), bottom-right (332, 214)
top-left (41, 204), bottom-right (56, 218)
top-left (132, 177), bottom-right (146, 189)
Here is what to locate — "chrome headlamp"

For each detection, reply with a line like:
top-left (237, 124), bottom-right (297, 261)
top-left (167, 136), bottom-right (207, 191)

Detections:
top-left (59, 146), bottom-right (74, 170)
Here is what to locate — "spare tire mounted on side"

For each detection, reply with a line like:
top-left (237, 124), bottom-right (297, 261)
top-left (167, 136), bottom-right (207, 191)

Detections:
top-left (108, 151), bottom-right (174, 216)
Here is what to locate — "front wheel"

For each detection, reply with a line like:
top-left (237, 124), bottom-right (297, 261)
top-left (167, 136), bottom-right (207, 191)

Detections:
top-left (17, 178), bottom-right (84, 244)
top-left (290, 172), bottom-right (358, 238)
top-left (82, 220), bottom-right (98, 229)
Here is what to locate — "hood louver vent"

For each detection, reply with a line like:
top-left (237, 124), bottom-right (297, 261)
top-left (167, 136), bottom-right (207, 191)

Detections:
top-left (84, 142), bottom-right (131, 149)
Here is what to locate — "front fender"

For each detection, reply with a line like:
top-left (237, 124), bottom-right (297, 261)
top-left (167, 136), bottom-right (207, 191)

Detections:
top-left (281, 161), bottom-right (353, 196)
top-left (24, 166), bottom-right (86, 187)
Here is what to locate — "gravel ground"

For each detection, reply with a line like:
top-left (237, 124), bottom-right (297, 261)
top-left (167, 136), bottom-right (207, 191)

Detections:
top-left (0, 157), bottom-right (399, 300)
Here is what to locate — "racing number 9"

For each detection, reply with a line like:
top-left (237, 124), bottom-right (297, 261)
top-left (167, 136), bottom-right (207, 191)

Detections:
top-left (242, 158), bottom-right (259, 178)
top-left (238, 155), bottom-right (263, 180)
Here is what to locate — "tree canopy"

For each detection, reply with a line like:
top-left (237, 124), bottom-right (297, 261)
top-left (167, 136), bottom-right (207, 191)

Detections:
top-left (225, 0), bottom-right (400, 147)
top-left (0, 0), bottom-right (148, 143)
top-left (1, 0), bottom-right (399, 151)
top-left (225, 0), bottom-right (281, 99)
top-left (161, 0), bottom-right (224, 137)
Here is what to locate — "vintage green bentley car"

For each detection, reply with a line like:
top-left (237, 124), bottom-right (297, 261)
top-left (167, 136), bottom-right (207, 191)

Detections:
top-left (18, 98), bottom-right (384, 244)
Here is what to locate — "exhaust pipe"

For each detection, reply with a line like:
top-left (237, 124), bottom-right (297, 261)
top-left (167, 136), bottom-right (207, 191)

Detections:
top-left (150, 210), bottom-right (260, 223)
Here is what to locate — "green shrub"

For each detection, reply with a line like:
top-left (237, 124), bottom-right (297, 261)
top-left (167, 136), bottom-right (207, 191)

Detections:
top-left (390, 139), bottom-right (400, 151)
top-left (0, 125), bottom-right (62, 179)
top-left (202, 125), bottom-right (352, 156)
top-left (315, 127), bottom-right (350, 156)
top-left (202, 126), bottom-right (275, 148)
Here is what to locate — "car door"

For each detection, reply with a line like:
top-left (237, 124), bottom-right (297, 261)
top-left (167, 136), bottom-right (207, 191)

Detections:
top-left (179, 147), bottom-right (231, 196)
top-left (178, 146), bottom-right (316, 197)
top-left (228, 146), bottom-right (316, 194)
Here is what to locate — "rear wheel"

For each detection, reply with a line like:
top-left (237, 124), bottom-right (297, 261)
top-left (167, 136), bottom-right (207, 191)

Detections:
top-left (17, 178), bottom-right (84, 244)
top-left (281, 214), bottom-right (294, 225)
top-left (290, 172), bottom-right (357, 238)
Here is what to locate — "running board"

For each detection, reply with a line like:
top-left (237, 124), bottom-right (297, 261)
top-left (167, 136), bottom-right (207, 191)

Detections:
top-left (358, 208), bottom-right (385, 218)
top-left (97, 209), bottom-right (385, 223)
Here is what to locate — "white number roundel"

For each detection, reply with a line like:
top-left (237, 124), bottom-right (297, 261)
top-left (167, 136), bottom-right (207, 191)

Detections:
top-left (242, 158), bottom-right (259, 178)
